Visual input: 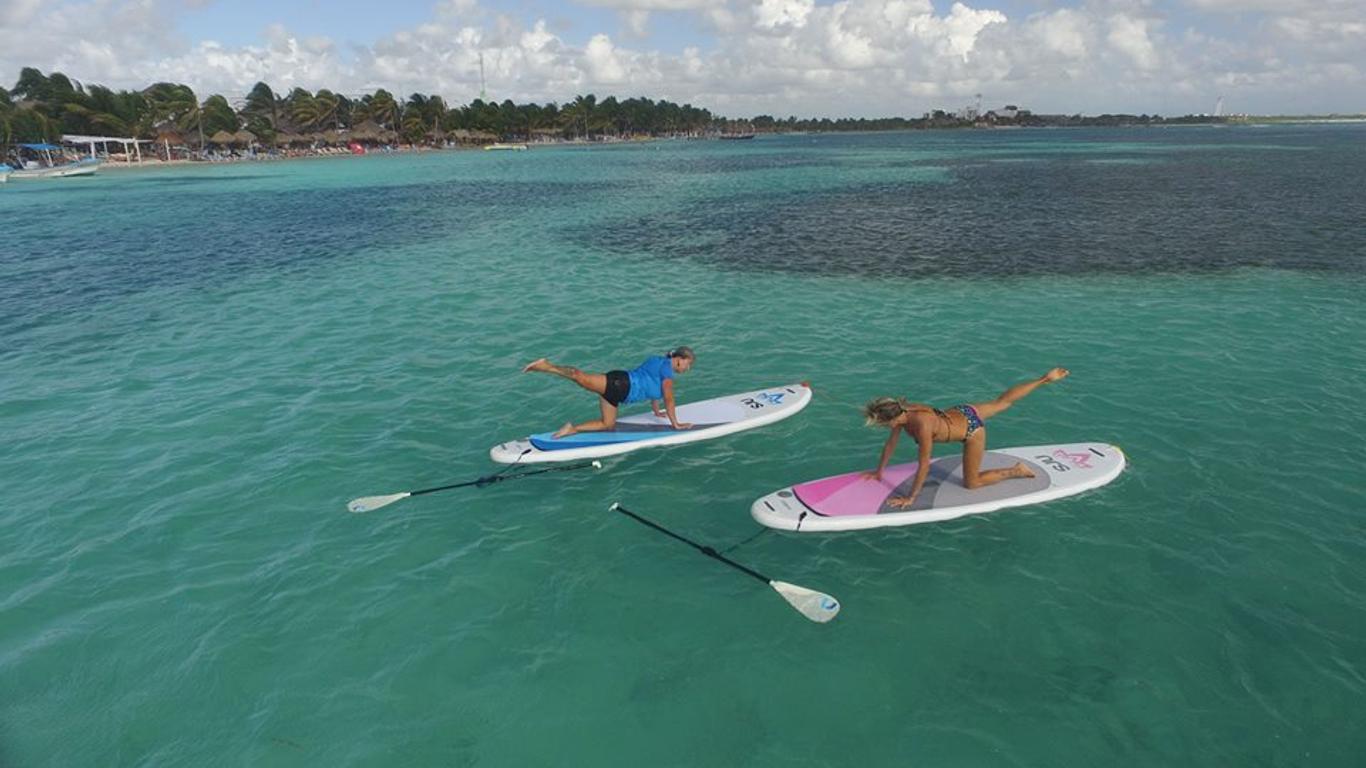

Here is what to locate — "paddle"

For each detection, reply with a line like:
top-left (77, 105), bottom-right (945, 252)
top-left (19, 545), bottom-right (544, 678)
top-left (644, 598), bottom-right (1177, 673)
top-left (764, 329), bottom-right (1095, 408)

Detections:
top-left (608, 503), bottom-right (841, 623)
top-left (348, 459), bottom-right (602, 513)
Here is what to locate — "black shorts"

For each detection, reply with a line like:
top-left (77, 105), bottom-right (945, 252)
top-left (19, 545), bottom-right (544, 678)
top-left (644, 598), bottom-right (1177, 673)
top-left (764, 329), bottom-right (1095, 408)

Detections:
top-left (602, 370), bottom-right (631, 407)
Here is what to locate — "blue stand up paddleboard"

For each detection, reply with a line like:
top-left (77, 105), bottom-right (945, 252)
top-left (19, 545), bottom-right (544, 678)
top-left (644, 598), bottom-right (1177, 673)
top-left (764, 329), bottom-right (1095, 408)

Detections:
top-left (491, 383), bottom-right (812, 463)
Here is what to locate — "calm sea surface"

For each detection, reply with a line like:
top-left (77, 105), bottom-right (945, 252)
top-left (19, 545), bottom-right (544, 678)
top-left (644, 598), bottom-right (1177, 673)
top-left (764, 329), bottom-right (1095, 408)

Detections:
top-left (2, 126), bottom-right (1364, 766)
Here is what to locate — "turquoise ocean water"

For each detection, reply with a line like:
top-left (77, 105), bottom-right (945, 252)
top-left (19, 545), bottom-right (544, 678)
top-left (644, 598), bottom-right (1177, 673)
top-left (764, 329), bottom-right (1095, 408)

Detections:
top-left (3, 127), bottom-right (1364, 766)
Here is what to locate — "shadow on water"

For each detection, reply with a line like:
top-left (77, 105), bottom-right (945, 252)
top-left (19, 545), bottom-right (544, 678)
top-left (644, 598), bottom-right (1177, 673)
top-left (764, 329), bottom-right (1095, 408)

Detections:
top-left (129, 175), bottom-right (274, 185)
top-left (571, 145), bottom-right (1366, 278)
top-left (0, 178), bottom-right (623, 337)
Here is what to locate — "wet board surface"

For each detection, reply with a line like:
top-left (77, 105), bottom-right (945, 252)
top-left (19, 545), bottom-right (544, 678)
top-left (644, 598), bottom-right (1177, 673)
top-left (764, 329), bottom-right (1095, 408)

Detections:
top-left (490, 383), bottom-right (812, 463)
top-left (751, 443), bottom-right (1126, 532)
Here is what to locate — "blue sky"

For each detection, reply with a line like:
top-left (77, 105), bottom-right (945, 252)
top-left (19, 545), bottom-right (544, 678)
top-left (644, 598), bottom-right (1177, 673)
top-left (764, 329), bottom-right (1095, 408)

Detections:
top-left (2, 0), bottom-right (1363, 116)
top-left (177, 1), bottom-right (719, 54)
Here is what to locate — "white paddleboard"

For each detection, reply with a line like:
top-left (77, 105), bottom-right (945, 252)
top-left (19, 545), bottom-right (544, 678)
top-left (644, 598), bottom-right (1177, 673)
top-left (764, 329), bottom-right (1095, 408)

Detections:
top-left (491, 383), bottom-right (812, 463)
top-left (752, 442), bottom-right (1125, 532)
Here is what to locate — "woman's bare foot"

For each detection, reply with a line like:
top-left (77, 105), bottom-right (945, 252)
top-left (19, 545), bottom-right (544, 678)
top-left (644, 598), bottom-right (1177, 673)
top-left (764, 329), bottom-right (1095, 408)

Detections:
top-left (523, 357), bottom-right (549, 373)
top-left (552, 421), bottom-right (577, 438)
top-left (1044, 367), bottom-right (1070, 383)
top-left (1011, 462), bottom-right (1036, 479)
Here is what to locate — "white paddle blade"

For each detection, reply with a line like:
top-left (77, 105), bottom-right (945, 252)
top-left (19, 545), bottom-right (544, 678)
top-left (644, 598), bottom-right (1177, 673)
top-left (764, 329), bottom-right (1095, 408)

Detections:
top-left (347, 492), bottom-right (411, 514)
top-left (770, 580), bottom-right (841, 623)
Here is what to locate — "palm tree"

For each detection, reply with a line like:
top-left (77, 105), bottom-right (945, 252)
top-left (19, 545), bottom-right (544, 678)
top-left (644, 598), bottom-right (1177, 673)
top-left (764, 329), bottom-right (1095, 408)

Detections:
top-left (401, 109), bottom-right (426, 144)
top-left (0, 87), bottom-right (15, 152)
top-left (201, 95), bottom-right (238, 135)
top-left (145, 82), bottom-right (205, 150)
top-left (287, 87), bottom-right (320, 131)
top-left (562, 94), bottom-right (597, 139)
top-left (243, 82), bottom-right (280, 145)
top-left (367, 89), bottom-right (398, 129)
top-left (313, 90), bottom-right (342, 131)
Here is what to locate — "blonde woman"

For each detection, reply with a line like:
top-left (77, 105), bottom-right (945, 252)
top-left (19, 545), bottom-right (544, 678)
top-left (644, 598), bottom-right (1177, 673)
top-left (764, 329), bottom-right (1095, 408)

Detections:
top-left (862, 368), bottom-right (1070, 508)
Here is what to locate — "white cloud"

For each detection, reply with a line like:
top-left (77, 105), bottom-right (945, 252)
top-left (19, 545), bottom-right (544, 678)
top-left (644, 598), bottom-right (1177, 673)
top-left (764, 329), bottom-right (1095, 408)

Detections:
top-left (755, 0), bottom-right (814, 30)
top-left (1106, 14), bottom-right (1159, 70)
top-left (583, 33), bottom-right (628, 83)
top-left (0, 0), bottom-right (1363, 116)
top-left (576, 0), bottom-right (721, 7)
top-left (1035, 9), bottom-right (1090, 59)
top-left (622, 9), bottom-right (651, 36)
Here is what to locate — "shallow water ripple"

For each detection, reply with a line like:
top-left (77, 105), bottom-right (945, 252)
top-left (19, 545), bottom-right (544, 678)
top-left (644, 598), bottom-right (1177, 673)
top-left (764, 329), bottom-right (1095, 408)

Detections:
top-left (2, 128), bottom-right (1364, 766)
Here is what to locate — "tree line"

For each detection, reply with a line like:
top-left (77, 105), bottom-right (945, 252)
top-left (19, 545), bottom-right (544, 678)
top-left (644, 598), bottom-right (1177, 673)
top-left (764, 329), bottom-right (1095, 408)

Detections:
top-left (0, 68), bottom-right (719, 150)
top-left (1, 66), bottom-right (1233, 154)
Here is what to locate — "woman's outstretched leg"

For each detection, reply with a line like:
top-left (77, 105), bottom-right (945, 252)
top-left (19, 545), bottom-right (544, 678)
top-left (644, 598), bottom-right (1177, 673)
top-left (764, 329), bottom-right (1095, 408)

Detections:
top-left (971, 367), bottom-right (1069, 420)
top-left (960, 428), bottom-right (1035, 490)
top-left (523, 358), bottom-right (608, 395)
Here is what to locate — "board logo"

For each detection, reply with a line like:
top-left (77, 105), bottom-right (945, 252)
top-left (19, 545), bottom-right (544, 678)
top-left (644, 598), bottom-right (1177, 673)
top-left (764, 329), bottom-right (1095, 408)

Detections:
top-left (1053, 449), bottom-right (1094, 469)
top-left (740, 392), bottom-right (784, 409)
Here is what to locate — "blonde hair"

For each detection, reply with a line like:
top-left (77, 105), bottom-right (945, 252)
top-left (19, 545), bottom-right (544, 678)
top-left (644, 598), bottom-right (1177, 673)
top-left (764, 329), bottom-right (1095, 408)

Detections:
top-left (863, 396), bottom-right (909, 426)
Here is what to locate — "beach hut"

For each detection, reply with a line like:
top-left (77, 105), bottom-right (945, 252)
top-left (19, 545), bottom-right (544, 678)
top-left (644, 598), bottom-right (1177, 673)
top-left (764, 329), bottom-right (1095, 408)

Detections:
top-left (209, 129), bottom-right (236, 147)
top-left (319, 130), bottom-right (342, 146)
top-left (155, 128), bottom-right (187, 159)
top-left (233, 129), bottom-right (257, 148)
top-left (349, 121), bottom-right (383, 144)
top-left (450, 128), bottom-right (497, 146)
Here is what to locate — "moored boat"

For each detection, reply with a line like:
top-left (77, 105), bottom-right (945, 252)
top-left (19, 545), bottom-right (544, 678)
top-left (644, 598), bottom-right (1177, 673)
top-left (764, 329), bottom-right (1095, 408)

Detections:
top-left (485, 142), bottom-right (529, 151)
top-left (8, 143), bottom-right (101, 180)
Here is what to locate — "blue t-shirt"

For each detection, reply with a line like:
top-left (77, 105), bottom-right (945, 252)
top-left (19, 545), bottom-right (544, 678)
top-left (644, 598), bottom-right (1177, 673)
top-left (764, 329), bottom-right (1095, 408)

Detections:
top-left (625, 355), bottom-right (675, 404)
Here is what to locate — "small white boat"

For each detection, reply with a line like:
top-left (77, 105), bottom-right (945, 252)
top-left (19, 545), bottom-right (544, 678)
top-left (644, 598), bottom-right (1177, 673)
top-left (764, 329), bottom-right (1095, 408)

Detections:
top-left (485, 142), bottom-right (529, 151)
top-left (8, 143), bottom-right (101, 180)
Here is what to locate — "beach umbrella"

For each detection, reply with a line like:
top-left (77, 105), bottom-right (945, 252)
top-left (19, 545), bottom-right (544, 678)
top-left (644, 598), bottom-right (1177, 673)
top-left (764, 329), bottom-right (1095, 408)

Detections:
top-left (233, 129), bottom-right (257, 146)
top-left (209, 130), bottom-right (236, 146)
top-left (320, 130), bottom-right (341, 145)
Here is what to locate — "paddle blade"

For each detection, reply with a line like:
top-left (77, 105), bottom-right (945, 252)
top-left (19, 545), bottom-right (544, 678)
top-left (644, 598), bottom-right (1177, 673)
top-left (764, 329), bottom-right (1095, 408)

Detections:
top-left (347, 492), bottom-right (411, 514)
top-left (770, 580), bottom-right (841, 623)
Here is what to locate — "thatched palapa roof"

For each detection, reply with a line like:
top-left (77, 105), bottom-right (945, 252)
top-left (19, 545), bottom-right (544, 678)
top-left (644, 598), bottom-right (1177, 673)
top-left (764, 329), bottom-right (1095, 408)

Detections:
top-left (350, 120), bottom-right (384, 141)
top-left (209, 129), bottom-right (236, 146)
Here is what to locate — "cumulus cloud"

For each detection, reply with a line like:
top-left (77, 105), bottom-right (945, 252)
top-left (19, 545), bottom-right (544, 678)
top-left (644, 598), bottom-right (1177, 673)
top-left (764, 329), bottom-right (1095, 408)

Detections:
top-left (1106, 14), bottom-right (1159, 70)
top-left (0, 0), bottom-right (1362, 115)
top-left (754, 0), bottom-right (814, 30)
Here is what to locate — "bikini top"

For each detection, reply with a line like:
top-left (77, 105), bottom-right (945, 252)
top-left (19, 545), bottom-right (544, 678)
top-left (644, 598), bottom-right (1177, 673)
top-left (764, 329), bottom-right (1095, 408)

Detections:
top-left (905, 405), bottom-right (952, 441)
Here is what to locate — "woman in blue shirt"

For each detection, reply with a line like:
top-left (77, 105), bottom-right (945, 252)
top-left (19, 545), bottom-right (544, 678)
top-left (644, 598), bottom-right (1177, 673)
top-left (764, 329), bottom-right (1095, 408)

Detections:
top-left (523, 347), bottom-right (696, 437)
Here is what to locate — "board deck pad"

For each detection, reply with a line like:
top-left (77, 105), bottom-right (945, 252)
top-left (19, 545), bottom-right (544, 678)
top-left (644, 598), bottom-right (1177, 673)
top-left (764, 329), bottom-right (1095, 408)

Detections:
top-left (753, 443), bottom-right (1125, 532)
top-left (529, 422), bottom-right (726, 450)
top-left (491, 383), bottom-right (812, 463)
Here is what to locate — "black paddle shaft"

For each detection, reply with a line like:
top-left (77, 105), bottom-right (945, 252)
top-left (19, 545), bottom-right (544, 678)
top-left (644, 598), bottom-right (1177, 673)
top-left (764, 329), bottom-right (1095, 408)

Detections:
top-left (610, 504), bottom-right (772, 585)
top-left (409, 461), bottom-right (596, 497)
